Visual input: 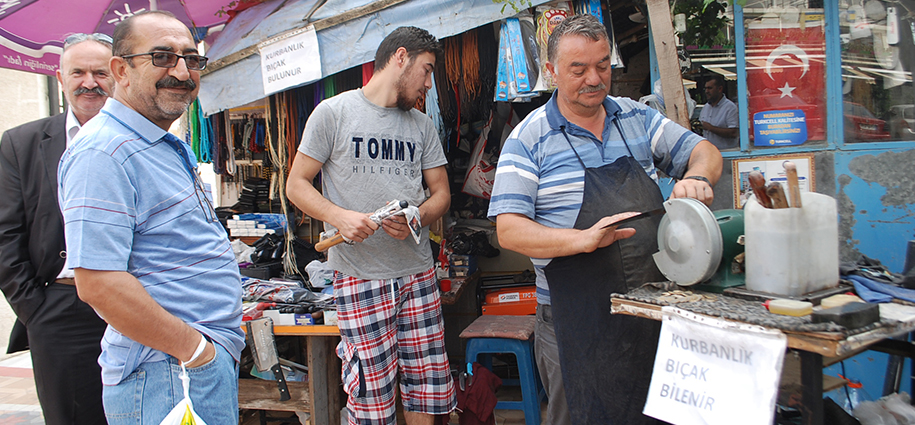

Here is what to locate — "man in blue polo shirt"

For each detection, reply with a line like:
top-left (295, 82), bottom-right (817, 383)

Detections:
top-left (58, 11), bottom-right (244, 424)
top-left (488, 14), bottom-right (722, 425)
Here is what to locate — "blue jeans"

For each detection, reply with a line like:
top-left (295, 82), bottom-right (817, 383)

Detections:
top-left (102, 342), bottom-right (239, 425)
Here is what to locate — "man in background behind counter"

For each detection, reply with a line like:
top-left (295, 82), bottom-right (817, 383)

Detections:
top-left (700, 75), bottom-right (739, 150)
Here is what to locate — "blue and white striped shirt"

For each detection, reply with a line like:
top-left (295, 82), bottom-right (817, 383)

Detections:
top-left (488, 92), bottom-right (704, 305)
top-left (59, 98), bottom-right (245, 385)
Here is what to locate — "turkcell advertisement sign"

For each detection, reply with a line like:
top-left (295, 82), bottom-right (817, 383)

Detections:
top-left (753, 109), bottom-right (808, 146)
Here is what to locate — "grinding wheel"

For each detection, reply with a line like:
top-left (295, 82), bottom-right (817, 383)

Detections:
top-left (652, 197), bottom-right (723, 285)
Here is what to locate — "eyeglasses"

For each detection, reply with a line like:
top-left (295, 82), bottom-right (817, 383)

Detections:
top-left (120, 51), bottom-right (208, 71)
top-left (63, 33), bottom-right (113, 49)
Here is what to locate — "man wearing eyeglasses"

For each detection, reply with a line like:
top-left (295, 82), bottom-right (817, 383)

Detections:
top-left (58, 11), bottom-right (243, 424)
top-left (0, 32), bottom-right (112, 425)
top-left (700, 75), bottom-right (739, 150)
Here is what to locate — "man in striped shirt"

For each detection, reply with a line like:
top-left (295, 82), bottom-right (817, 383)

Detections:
top-left (488, 14), bottom-right (721, 425)
top-left (58, 11), bottom-right (244, 424)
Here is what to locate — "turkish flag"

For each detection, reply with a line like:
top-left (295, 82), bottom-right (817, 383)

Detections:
top-left (746, 23), bottom-right (827, 141)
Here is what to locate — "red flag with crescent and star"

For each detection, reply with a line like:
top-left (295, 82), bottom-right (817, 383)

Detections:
top-left (746, 22), bottom-right (827, 142)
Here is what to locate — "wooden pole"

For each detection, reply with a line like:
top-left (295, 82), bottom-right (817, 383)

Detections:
top-left (645, 0), bottom-right (690, 128)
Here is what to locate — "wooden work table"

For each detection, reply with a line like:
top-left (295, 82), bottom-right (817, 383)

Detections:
top-left (611, 288), bottom-right (915, 425)
top-left (238, 276), bottom-right (476, 425)
top-left (239, 324), bottom-right (342, 425)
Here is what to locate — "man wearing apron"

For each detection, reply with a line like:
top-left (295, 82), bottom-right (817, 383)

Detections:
top-left (488, 14), bottom-right (722, 425)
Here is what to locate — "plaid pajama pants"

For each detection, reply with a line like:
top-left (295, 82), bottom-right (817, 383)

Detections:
top-left (334, 267), bottom-right (456, 425)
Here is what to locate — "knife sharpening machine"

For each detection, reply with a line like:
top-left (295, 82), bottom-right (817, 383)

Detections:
top-left (652, 197), bottom-right (745, 292)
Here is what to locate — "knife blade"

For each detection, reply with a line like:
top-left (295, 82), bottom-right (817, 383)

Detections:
top-left (245, 317), bottom-right (291, 401)
top-left (601, 208), bottom-right (666, 229)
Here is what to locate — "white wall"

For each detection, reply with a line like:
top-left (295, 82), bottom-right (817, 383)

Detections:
top-left (0, 68), bottom-right (50, 134)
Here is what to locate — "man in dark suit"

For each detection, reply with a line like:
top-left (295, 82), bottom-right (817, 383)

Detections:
top-left (0, 33), bottom-right (113, 425)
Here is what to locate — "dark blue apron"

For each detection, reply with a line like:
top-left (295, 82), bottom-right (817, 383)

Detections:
top-left (543, 121), bottom-right (667, 425)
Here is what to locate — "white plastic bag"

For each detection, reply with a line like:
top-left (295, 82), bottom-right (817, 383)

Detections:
top-left (883, 392), bottom-right (915, 424)
top-left (462, 108), bottom-right (518, 199)
top-left (159, 364), bottom-right (207, 425)
top-left (853, 400), bottom-right (898, 425)
top-left (305, 260), bottom-right (334, 288)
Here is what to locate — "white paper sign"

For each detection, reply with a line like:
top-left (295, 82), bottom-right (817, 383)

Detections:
top-left (259, 26), bottom-right (322, 96)
top-left (643, 307), bottom-right (787, 425)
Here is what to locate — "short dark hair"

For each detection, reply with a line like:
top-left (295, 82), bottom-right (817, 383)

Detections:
top-left (706, 75), bottom-right (725, 89)
top-left (374, 26), bottom-right (443, 72)
top-left (547, 14), bottom-right (609, 63)
top-left (112, 10), bottom-right (179, 58)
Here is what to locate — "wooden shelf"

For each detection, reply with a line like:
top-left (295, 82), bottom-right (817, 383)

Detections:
top-left (238, 379), bottom-right (309, 412)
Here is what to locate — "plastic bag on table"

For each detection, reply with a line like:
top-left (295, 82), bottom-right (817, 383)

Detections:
top-left (159, 364), bottom-right (207, 425)
top-left (304, 260), bottom-right (334, 288)
top-left (242, 278), bottom-right (310, 303)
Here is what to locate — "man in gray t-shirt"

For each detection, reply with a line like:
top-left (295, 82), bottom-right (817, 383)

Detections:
top-left (700, 75), bottom-right (739, 149)
top-left (286, 26), bottom-right (455, 425)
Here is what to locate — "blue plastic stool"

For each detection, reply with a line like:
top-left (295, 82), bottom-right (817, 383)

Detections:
top-left (460, 315), bottom-right (543, 425)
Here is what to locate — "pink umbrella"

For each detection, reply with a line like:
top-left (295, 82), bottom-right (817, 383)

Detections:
top-left (0, 0), bottom-right (235, 76)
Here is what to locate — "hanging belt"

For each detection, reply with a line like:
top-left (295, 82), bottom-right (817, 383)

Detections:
top-left (54, 278), bottom-right (76, 286)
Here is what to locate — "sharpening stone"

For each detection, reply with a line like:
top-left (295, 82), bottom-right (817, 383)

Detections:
top-left (811, 302), bottom-right (880, 329)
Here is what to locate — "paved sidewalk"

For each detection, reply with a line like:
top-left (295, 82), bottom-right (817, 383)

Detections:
top-left (0, 351), bottom-right (43, 424)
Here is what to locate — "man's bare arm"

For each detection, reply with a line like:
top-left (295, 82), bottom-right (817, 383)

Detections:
top-left (381, 165), bottom-right (451, 240)
top-left (496, 212), bottom-right (638, 259)
top-left (670, 139), bottom-right (723, 205)
top-left (74, 269), bottom-right (214, 367)
top-left (286, 152), bottom-right (378, 242)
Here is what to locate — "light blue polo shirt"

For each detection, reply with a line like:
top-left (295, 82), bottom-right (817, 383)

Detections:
top-left (487, 92), bottom-right (704, 305)
top-left (59, 98), bottom-right (244, 386)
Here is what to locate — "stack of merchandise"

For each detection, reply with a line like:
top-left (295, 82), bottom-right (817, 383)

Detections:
top-left (227, 213), bottom-right (287, 238)
top-left (232, 177), bottom-right (277, 213)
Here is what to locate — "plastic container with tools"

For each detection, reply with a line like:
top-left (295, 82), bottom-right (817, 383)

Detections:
top-left (745, 192), bottom-right (839, 296)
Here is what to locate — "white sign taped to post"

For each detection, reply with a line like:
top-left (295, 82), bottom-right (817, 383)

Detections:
top-left (259, 25), bottom-right (322, 96)
top-left (643, 307), bottom-right (787, 425)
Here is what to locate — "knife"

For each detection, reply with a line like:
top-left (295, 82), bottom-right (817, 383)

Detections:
top-left (246, 317), bottom-right (291, 401)
top-left (601, 208), bottom-right (666, 229)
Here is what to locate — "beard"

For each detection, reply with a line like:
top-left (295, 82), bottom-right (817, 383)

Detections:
top-left (154, 76), bottom-right (198, 117)
top-left (394, 66), bottom-right (423, 111)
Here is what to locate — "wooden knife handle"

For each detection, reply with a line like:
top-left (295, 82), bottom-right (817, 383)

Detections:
top-left (766, 182), bottom-right (789, 208)
top-left (748, 170), bottom-right (772, 208)
top-left (784, 161), bottom-right (802, 208)
top-left (315, 234), bottom-right (345, 252)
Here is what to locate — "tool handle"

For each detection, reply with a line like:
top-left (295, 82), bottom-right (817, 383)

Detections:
top-left (766, 182), bottom-right (789, 208)
top-left (271, 363), bottom-right (291, 401)
top-left (748, 170), bottom-right (772, 208)
top-left (315, 234), bottom-right (345, 252)
top-left (784, 161), bottom-right (802, 208)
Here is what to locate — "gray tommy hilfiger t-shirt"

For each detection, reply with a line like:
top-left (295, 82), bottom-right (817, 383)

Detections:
top-left (298, 89), bottom-right (447, 280)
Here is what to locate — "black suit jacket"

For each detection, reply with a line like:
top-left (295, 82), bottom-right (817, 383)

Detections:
top-left (0, 113), bottom-right (68, 326)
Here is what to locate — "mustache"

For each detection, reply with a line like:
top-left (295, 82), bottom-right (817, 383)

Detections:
top-left (73, 87), bottom-right (108, 97)
top-left (579, 83), bottom-right (607, 94)
top-left (156, 76), bottom-right (197, 91)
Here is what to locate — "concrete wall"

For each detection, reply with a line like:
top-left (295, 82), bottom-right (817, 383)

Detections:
top-left (0, 68), bottom-right (51, 134)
